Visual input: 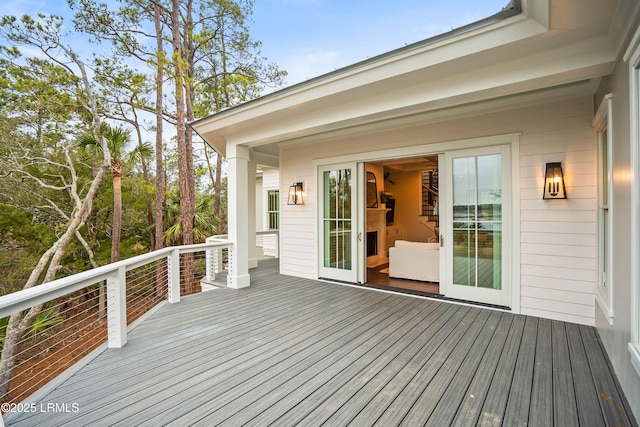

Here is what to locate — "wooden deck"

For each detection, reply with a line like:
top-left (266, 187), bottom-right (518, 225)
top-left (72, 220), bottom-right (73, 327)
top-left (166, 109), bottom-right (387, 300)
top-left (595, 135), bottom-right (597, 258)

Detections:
top-left (6, 259), bottom-right (637, 426)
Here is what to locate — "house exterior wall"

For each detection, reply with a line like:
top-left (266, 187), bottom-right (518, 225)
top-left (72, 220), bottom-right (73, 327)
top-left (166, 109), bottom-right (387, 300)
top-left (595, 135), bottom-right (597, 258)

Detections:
top-left (593, 52), bottom-right (640, 415)
top-left (255, 175), bottom-right (263, 231)
top-left (261, 168), bottom-right (280, 257)
top-left (279, 95), bottom-right (598, 324)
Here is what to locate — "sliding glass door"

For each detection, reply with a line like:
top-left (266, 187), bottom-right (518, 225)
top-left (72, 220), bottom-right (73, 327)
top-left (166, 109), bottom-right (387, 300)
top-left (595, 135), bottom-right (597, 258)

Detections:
top-left (319, 163), bottom-right (359, 282)
top-left (443, 145), bottom-right (511, 307)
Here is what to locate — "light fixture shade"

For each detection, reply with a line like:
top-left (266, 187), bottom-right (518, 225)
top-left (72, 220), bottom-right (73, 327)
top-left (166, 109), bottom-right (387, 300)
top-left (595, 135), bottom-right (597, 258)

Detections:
top-left (543, 162), bottom-right (567, 199)
top-left (288, 182), bottom-right (304, 205)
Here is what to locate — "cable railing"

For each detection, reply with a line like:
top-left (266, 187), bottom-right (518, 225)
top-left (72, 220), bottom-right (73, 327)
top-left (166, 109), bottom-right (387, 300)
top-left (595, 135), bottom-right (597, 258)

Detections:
top-left (0, 239), bottom-right (231, 407)
top-left (205, 230), bottom-right (279, 283)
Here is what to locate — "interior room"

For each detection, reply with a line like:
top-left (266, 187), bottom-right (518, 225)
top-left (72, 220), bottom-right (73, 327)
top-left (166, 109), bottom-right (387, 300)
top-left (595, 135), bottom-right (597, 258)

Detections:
top-left (365, 155), bottom-right (440, 296)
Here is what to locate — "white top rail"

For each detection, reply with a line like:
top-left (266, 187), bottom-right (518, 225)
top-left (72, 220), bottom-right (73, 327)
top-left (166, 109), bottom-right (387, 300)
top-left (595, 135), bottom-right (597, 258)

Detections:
top-left (206, 230), bottom-right (279, 241)
top-left (0, 240), bottom-right (232, 319)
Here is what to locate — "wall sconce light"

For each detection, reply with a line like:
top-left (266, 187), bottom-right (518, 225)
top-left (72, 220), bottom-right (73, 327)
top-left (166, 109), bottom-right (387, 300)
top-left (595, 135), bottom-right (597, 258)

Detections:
top-left (543, 162), bottom-right (567, 199)
top-left (288, 182), bottom-right (304, 205)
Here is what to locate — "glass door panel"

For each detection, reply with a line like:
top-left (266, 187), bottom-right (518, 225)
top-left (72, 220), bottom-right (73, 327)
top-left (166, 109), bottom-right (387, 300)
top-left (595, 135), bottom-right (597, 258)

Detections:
top-left (445, 146), bottom-right (510, 307)
top-left (319, 165), bottom-right (358, 282)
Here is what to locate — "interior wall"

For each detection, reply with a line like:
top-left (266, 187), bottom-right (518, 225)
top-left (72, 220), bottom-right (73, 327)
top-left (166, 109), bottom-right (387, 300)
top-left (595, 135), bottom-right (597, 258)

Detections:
top-left (384, 170), bottom-right (433, 243)
top-left (280, 94), bottom-right (597, 325)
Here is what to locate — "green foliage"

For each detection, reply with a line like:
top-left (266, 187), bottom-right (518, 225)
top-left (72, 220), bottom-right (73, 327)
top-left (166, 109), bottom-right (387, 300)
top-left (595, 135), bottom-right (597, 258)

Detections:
top-left (0, 0), bottom-right (275, 297)
top-left (0, 308), bottom-right (65, 350)
top-left (22, 308), bottom-right (64, 339)
top-left (164, 190), bottom-right (219, 245)
top-left (0, 205), bottom-right (57, 295)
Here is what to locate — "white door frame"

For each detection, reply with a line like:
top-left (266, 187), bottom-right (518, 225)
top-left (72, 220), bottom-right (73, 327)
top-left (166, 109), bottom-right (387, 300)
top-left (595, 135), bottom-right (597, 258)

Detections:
top-left (317, 162), bottom-right (360, 282)
top-left (442, 144), bottom-right (513, 307)
top-left (314, 133), bottom-right (520, 311)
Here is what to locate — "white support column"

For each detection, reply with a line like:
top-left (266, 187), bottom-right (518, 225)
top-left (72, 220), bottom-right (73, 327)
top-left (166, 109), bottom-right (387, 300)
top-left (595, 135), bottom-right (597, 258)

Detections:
top-left (227, 144), bottom-right (251, 288)
top-left (248, 161), bottom-right (258, 269)
top-left (168, 249), bottom-right (181, 303)
top-left (107, 266), bottom-right (127, 348)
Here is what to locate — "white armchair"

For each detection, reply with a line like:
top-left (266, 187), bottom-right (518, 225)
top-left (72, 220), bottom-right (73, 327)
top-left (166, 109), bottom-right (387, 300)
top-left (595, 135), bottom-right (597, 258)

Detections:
top-left (389, 240), bottom-right (440, 282)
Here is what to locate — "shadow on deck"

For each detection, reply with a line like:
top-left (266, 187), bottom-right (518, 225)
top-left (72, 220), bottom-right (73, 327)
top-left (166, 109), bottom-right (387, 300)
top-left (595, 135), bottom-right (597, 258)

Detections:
top-left (5, 258), bottom-right (637, 426)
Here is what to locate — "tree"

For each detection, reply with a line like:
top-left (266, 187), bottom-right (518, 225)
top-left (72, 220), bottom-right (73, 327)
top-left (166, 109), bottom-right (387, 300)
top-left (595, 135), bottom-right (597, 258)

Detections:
top-left (79, 124), bottom-right (153, 262)
top-left (186, 0), bottom-right (286, 219)
top-left (0, 13), bottom-right (111, 398)
top-left (163, 190), bottom-right (218, 246)
top-left (70, 0), bottom-right (286, 241)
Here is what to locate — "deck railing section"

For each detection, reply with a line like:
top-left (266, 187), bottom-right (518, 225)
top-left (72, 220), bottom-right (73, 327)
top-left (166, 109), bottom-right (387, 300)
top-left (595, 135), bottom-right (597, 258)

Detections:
top-left (0, 239), bottom-right (231, 406)
top-left (205, 230), bottom-right (279, 285)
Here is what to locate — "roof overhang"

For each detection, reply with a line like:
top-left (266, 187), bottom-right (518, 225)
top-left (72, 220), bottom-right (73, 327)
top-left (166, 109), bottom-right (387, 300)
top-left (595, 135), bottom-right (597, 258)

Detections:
top-left (191, 0), bottom-right (638, 160)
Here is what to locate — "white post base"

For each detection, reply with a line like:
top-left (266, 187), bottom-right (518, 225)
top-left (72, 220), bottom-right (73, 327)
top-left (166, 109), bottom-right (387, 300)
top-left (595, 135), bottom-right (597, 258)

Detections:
top-left (227, 274), bottom-right (251, 289)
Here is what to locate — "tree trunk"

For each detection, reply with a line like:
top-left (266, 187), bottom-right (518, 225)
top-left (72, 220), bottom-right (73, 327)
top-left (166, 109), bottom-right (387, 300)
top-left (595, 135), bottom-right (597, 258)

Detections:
top-left (111, 166), bottom-right (122, 263)
top-left (171, 0), bottom-right (196, 294)
top-left (132, 115), bottom-right (155, 250)
top-left (154, 1), bottom-right (166, 298)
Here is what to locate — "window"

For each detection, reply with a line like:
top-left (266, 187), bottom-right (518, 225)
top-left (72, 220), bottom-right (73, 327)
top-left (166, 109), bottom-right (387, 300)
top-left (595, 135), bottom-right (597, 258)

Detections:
top-left (593, 94), bottom-right (613, 324)
top-left (267, 190), bottom-right (279, 230)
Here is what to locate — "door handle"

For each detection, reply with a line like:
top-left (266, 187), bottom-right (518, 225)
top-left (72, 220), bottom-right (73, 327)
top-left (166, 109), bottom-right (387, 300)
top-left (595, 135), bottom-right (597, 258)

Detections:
top-left (440, 235), bottom-right (444, 247)
top-left (358, 232), bottom-right (363, 241)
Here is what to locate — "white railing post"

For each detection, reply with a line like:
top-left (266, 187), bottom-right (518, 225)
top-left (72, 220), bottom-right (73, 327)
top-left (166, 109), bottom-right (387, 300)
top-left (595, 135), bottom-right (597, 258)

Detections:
top-left (107, 266), bottom-right (127, 348)
top-left (167, 249), bottom-right (181, 303)
top-left (215, 247), bottom-right (223, 274)
top-left (205, 247), bottom-right (216, 282)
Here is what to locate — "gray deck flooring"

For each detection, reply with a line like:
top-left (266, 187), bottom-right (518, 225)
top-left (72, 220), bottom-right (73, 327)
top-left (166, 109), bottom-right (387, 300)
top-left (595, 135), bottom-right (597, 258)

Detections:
top-left (6, 259), bottom-right (637, 426)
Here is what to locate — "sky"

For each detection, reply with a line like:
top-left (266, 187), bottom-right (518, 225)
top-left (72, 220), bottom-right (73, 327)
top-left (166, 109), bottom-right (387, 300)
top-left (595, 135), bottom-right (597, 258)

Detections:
top-left (250, 0), bottom-right (509, 86)
top-left (0, 0), bottom-right (509, 88)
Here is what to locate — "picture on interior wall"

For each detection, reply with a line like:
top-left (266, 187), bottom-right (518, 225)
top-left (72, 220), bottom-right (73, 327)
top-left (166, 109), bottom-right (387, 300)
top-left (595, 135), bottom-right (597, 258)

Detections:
top-left (367, 172), bottom-right (378, 208)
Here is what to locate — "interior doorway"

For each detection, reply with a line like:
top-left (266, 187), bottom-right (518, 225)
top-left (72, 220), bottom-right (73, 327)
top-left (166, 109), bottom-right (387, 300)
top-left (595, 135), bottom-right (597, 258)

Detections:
top-left (364, 155), bottom-right (441, 296)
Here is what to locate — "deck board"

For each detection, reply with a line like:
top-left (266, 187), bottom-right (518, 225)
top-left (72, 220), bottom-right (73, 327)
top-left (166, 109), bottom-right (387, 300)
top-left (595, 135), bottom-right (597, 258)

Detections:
top-left (5, 258), bottom-right (637, 427)
top-left (565, 322), bottom-right (606, 426)
top-left (449, 312), bottom-right (513, 426)
top-left (475, 314), bottom-right (526, 426)
top-left (552, 320), bottom-right (579, 427)
top-left (529, 318), bottom-right (554, 426)
top-left (502, 315), bottom-right (537, 425)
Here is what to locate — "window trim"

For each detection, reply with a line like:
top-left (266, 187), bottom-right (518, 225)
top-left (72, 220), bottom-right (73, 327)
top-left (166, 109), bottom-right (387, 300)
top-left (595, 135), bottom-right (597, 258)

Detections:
top-left (266, 189), bottom-right (280, 231)
top-left (593, 93), bottom-right (614, 325)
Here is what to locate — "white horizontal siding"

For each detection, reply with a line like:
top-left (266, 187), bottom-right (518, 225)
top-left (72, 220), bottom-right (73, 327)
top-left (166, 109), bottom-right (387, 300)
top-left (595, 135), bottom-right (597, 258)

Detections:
top-left (518, 97), bottom-right (596, 325)
top-left (520, 274), bottom-right (593, 293)
top-left (521, 286), bottom-right (594, 309)
top-left (520, 306), bottom-right (594, 325)
top-left (521, 231), bottom-right (595, 246)
top-left (521, 264), bottom-right (595, 283)
top-left (262, 168), bottom-right (280, 190)
top-left (279, 156), bottom-right (316, 278)
top-left (521, 243), bottom-right (595, 258)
